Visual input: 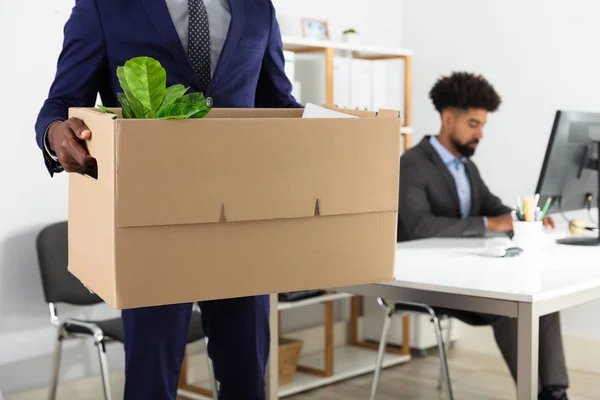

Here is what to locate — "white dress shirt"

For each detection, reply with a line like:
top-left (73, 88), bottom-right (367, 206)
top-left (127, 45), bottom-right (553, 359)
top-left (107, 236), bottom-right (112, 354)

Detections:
top-left (46, 0), bottom-right (231, 160)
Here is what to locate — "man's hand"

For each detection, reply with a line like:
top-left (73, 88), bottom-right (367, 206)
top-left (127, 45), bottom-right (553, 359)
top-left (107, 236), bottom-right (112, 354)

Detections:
top-left (542, 215), bottom-right (556, 229)
top-left (47, 118), bottom-right (97, 177)
top-left (486, 213), bottom-right (513, 232)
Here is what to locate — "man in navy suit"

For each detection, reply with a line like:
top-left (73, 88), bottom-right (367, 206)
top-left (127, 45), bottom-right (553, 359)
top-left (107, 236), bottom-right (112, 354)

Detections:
top-left (35, 1), bottom-right (301, 399)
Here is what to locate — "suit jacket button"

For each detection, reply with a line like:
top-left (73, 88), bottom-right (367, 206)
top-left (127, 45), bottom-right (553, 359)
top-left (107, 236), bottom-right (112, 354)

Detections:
top-left (206, 97), bottom-right (213, 107)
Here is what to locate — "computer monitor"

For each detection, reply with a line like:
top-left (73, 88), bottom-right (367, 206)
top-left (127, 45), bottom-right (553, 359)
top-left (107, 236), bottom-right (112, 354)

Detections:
top-left (535, 110), bottom-right (600, 246)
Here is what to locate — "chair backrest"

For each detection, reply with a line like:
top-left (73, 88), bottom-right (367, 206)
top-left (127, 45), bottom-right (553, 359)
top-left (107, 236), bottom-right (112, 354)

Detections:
top-left (36, 221), bottom-right (103, 306)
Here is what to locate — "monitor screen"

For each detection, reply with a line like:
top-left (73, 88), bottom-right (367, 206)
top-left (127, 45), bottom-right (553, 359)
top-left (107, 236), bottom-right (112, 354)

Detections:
top-left (535, 110), bottom-right (600, 213)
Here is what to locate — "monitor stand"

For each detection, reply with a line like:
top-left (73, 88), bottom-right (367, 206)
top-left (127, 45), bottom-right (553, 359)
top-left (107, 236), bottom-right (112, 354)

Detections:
top-left (557, 236), bottom-right (600, 246)
top-left (557, 141), bottom-right (600, 246)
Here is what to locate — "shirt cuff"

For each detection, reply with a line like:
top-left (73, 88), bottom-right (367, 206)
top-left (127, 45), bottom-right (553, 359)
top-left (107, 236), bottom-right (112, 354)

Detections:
top-left (483, 216), bottom-right (488, 229)
top-left (44, 121), bottom-right (62, 162)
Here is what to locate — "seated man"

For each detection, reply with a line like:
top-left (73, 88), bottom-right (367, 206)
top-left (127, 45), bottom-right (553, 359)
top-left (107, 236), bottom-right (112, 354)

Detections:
top-left (397, 71), bottom-right (568, 400)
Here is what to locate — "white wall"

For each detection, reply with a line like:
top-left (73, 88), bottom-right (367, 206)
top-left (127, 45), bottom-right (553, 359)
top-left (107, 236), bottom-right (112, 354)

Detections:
top-left (0, 0), bottom-right (404, 395)
top-left (0, 1), bottom-right (123, 395)
top-left (272, 0), bottom-right (402, 48)
top-left (401, 0), bottom-right (600, 341)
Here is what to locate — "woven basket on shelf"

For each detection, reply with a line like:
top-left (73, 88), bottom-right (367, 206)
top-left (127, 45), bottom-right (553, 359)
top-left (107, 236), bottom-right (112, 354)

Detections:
top-left (278, 337), bottom-right (304, 385)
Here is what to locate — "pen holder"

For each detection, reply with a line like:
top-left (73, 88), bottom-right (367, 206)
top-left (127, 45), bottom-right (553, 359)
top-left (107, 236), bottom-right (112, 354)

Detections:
top-left (512, 221), bottom-right (544, 252)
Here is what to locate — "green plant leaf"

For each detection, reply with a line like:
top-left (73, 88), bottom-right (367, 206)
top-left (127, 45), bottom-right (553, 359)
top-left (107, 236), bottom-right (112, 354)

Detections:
top-left (113, 56), bottom-right (211, 120)
top-left (97, 104), bottom-right (115, 114)
top-left (117, 93), bottom-right (133, 119)
top-left (160, 84), bottom-right (189, 110)
top-left (176, 92), bottom-right (207, 105)
top-left (122, 56), bottom-right (167, 118)
top-left (117, 66), bottom-right (146, 118)
top-left (156, 103), bottom-right (210, 120)
top-left (188, 107), bottom-right (211, 119)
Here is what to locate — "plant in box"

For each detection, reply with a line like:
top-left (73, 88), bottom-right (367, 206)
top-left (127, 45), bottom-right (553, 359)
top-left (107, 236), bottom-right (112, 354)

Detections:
top-left (99, 56), bottom-right (211, 119)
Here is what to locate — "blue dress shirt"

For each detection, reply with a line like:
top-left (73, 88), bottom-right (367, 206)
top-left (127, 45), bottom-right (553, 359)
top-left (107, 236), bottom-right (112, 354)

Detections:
top-left (429, 136), bottom-right (489, 230)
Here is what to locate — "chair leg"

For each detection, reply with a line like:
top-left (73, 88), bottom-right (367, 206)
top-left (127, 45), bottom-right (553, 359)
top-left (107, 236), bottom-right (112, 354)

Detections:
top-left (445, 318), bottom-right (454, 350)
top-left (48, 326), bottom-right (65, 400)
top-left (205, 337), bottom-right (219, 398)
top-left (95, 340), bottom-right (112, 400)
top-left (369, 299), bottom-right (395, 400)
top-left (437, 317), bottom-right (454, 390)
top-left (428, 311), bottom-right (453, 400)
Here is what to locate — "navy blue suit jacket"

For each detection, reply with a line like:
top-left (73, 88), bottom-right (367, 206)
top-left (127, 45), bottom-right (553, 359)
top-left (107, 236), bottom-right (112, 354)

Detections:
top-left (35, 0), bottom-right (301, 175)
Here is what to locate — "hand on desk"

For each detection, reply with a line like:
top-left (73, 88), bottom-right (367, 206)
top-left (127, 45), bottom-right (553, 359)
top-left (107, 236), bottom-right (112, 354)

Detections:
top-left (487, 214), bottom-right (556, 232)
top-left (542, 215), bottom-right (556, 229)
top-left (487, 214), bottom-right (513, 232)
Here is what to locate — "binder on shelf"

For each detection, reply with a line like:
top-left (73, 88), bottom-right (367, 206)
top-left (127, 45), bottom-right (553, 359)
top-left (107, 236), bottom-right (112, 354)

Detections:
top-left (333, 57), bottom-right (351, 109)
top-left (350, 59), bottom-right (374, 111)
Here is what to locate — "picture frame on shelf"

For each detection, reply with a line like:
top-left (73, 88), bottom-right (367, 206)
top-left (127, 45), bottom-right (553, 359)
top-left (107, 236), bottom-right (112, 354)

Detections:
top-left (301, 18), bottom-right (330, 40)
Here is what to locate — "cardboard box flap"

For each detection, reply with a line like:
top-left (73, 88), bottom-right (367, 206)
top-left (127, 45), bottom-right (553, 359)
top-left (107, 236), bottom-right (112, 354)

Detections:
top-left (320, 104), bottom-right (401, 119)
top-left (109, 113), bottom-right (400, 228)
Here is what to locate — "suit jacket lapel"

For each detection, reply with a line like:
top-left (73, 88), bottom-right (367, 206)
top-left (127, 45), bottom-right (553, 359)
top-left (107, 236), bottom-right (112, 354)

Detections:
top-left (420, 137), bottom-right (462, 217)
top-left (464, 160), bottom-right (479, 216)
top-left (140, 0), bottom-right (202, 90)
top-left (207, 0), bottom-right (244, 95)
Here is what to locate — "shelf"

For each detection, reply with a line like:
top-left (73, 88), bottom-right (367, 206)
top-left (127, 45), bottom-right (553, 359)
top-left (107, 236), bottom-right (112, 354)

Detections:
top-left (282, 36), bottom-right (413, 60)
top-left (278, 292), bottom-right (353, 311)
top-left (179, 345), bottom-right (409, 399)
top-left (278, 345), bottom-right (411, 397)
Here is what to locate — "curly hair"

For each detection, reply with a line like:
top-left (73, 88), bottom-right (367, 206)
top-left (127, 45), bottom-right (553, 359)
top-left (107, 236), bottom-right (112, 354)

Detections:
top-left (429, 72), bottom-right (501, 113)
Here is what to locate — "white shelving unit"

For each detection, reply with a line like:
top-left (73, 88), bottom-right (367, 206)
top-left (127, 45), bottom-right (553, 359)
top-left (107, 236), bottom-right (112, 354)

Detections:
top-left (277, 292), bottom-right (353, 311)
top-left (269, 36), bottom-right (415, 399)
top-left (279, 346), bottom-right (410, 398)
top-left (275, 292), bottom-right (411, 398)
top-left (281, 36), bottom-right (414, 151)
top-left (281, 36), bottom-right (413, 59)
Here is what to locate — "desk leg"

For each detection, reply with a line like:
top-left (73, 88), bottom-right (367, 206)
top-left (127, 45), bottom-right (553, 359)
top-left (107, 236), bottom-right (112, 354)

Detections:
top-left (517, 302), bottom-right (538, 400)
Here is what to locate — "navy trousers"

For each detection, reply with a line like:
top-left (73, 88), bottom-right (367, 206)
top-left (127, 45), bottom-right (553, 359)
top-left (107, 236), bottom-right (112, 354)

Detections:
top-left (121, 295), bottom-right (270, 400)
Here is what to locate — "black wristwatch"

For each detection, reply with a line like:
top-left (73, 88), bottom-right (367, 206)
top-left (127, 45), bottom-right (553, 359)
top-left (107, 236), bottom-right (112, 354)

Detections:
top-left (43, 121), bottom-right (64, 177)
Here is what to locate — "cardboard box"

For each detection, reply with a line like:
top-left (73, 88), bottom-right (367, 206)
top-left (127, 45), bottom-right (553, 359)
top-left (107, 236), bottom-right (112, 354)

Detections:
top-left (67, 106), bottom-right (401, 309)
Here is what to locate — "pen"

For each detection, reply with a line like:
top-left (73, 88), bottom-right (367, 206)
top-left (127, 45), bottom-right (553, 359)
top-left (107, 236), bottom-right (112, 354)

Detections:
top-left (512, 209), bottom-right (524, 222)
top-left (540, 197), bottom-right (552, 219)
top-left (524, 197), bottom-right (530, 221)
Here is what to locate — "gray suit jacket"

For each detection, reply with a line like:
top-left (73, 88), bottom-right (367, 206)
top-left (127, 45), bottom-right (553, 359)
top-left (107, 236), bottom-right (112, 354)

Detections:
top-left (397, 136), bottom-right (512, 242)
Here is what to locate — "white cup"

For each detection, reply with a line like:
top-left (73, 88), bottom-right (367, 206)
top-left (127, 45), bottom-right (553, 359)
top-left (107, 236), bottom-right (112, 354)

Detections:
top-left (512, 221), bottom-right (544, 252)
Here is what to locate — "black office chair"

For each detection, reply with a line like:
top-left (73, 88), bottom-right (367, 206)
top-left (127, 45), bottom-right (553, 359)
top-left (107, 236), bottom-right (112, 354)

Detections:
top-left (36, 221), bottom-right (218, 400)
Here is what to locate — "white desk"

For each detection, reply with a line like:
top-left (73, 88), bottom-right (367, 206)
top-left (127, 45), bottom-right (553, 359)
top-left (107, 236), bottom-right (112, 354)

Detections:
top-left (336, 234), bottom-right (600, 400)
